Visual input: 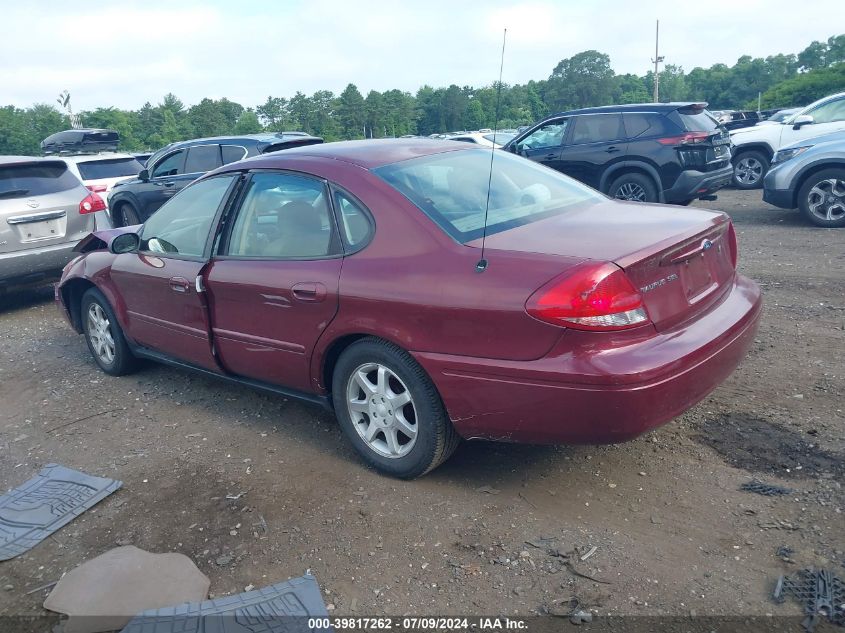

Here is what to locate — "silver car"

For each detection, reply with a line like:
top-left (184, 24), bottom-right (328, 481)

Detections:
top-left (0, 156), bottom-right (101, 293)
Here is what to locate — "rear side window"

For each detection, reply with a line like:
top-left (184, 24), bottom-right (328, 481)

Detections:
top-left (669, 108), bottom-right (719, 132)
top-left (77, 158), bottom-right (144, 180)
top-left (0, 163), bottom-right (80, 198)
top-left (185, 144), bottom-right (222, 173)
top-left (333, 189), bottom-right (373, 249)
top-left (569, 114), bottom-right (624, 144)
top-left (221, 145), bottom-right (247, 165)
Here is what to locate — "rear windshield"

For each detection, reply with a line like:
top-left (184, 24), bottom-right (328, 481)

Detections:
top-left (670, 108), bottom-right (720, 132)
top-left (77, 157), bottom-right (143, 180)
top-left (0, 162), bottom-right (80, 199)
top-left (374, 148), bottom-right (603, 243)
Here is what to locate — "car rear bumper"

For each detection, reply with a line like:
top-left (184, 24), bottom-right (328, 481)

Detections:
top-left (414, 274), bottom-right (762, 444)
top-left (663, 165), bottom-right (733, 203)
top-left (0, 242), bottom-right (78, 288)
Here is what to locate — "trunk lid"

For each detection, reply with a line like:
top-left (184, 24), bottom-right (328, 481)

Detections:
top-left (0, 160), bottom-right (94, 255)
top-left (475, 199), bottom-right (736, 331)
top-left (666, 105), bottom-right (732, 172)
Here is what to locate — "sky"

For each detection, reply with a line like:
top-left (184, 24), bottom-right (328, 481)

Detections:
top-left (1, 0), bottom-right (840, 111)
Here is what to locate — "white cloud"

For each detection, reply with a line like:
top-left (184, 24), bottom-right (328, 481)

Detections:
top-left (0, 0), bottom-right (841, 110)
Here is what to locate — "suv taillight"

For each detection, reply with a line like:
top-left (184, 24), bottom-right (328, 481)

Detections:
top-left (657, 131), bottom-right (711, 145)
top-left (79, 192), bottom-right (106, 214)
top-left (525, 262), bottom-right (650, 331)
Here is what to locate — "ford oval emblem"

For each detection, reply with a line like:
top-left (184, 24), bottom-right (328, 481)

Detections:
top-left (702, 239), bottom-right (713, 251)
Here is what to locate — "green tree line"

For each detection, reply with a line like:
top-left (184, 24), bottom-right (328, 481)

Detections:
top-left (1, 34), bottom-right (842, 155)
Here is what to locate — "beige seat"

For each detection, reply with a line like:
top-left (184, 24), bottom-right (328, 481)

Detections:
top-left (261, 201), bottom-right (329, 257)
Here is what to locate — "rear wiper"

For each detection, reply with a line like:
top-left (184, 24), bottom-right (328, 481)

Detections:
top-left (0, 189), bottom-right (30, 198)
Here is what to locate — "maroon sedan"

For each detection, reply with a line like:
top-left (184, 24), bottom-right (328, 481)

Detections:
top-left (57, 140), bottom-right (761, 478)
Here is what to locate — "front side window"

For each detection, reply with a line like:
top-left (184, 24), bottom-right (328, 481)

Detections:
top-left (569, 114), bottom-right (625, 144)
top-left (140, 175), bottom-right (236, 257)
top-left (151, 150), bottom-right (185, 178)
top-left (374, 148), bottom-right (603, 243)
top-left (807, 98), bottom-right (845, 124)
top-left (184, 144), bottom-right (222, 173)
top-left (225, 172), bottom-right (334, 259)
top-left (519, 119), bottom-right (569, 149)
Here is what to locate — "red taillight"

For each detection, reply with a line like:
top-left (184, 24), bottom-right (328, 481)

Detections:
top-left (526, 262), bottom-right (650, 331)
top-left (86, 184), bottom-right (107, 193)
top-left (79, 192), bottom-right (106, 214)
top-left (727, 222), bottom-right (738, 269)
top-left (657, 131), bottom-right (710, 146)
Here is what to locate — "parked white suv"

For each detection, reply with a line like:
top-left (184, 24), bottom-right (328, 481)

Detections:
top-left (57, 154), bottom-right (144, 228)
top-left (729, 92), bottom-right (845, 188)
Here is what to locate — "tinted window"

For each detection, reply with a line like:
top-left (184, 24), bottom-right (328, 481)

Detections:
top-left (226, 172), bottom-right (334, 259)
top-left (185, 144), bottom-right (222, 173)
top-left (374, 149), bottom-right (603, 243)
top-left (221, 145), bottom-right (247, 165)
top-left (151, 150), bottom-right (185, 178)
top-left (140, 175), bottom-right (235, 257)
top-left (569, 114), bottom-right (624, 144)
top-left (670, 109), bottom-right (719, 132)
top-left (334, 190), bottom-right (372, 248)
top-left (452, 137), bottom-right (476, 143)
top-left (520, 119), bottom-right (569, 149)
top-left (76, 158), bottom-right (144, 180)
top-left (808, 97), bottom-right (845, 124)
top-left (484, 132), bottom-right (515, 145)
top-left (0, 162), bottom-right (80, 198)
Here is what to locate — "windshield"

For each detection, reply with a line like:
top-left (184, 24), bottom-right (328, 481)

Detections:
top-left (374, 148), bottom-right (603, 243)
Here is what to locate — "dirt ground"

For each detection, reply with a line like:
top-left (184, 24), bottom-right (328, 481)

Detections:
top-left (1, 189), bottom-right (843, 622)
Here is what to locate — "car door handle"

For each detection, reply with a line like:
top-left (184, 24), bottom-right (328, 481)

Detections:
top-left (605, 146), bottom-right (621, 153)
top-left (292, 282), bottom-right (327, 302)
top-left (544, 153), bottom-right (557, 160)
top-left (168, 276), bottom-right (191, 293)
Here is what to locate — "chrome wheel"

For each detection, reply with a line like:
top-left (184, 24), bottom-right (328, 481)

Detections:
top-left (346, 363), bottom-right (418, 459)
top-left (86, 303), bottom-right (115, 365)
top-left (615, 182), bottom-right (647, 202)
top-left (734, 156), bottom-right (764, 186)
top-left (806, 178), bottom-right (845, 223)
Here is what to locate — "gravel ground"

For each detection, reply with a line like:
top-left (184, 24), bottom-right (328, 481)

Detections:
top-left (0, 189), bottom-right (843, 622)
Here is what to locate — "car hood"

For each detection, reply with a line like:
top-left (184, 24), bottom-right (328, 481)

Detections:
top-left (779, 130), bottom-right (845, 151)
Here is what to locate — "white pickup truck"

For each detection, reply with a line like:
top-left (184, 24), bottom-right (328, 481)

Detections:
top-left (729, 92), bottom-right (845, 189)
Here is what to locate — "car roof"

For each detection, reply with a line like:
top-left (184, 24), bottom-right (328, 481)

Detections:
top-left (545, 102), bottom-right (708, 118)
top-left (57, 153), bottom-right (138, 164)
top-left (0, 155), bottom-right (72, 166)
top-left (227, 138), bottom-right (470, 170)
top-left (163, 132), bottom-right (320, 150)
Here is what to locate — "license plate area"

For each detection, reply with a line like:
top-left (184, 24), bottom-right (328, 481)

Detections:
top-left (680, 253), bottom-right (716, 302)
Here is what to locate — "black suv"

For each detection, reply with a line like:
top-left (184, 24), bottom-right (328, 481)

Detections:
top-left (107, 132), bottom-right (322, 226)
top-left (504, 103), bottom-right (732, 204)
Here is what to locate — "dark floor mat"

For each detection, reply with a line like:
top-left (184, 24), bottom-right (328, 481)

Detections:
top-left (120, 574), bottom-right (328, 633)
top-left (0, 464), bottom-right (122, 561)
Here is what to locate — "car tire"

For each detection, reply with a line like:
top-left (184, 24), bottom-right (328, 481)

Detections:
top-left (797, 168), bottom-right (845, 228)
top-left (81, 288), bottom-right (139, 376)
top-left (117, 203), bottom-right (141, 227)
top-left (607, 173), bottom-right (658, 203)
top-left (732, 150), bottom-right (769, 189)
top-left (332, 337), bottom-right (460, 478)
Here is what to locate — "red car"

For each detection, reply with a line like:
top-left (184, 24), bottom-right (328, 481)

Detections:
top-left (57, 140), bottom-right (762, 478)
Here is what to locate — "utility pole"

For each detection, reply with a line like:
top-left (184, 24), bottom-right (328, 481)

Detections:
top-left (651, 20), bottom-right (664, 103)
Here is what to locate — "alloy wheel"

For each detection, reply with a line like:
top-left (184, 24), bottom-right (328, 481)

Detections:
top-left (614, 182), bottom-right (647, 202)
top-left (734, 157), bottom-right (764, 186)
top-left (87, 303), bottom-right (115, 364)
top-left (346, 363), bottom-right (418, 459)
top-left (806, 178), bottom-right (845, 223)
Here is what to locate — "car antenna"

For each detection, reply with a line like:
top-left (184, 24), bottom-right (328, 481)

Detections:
top-left (476, 27), bottom-right (507, 274)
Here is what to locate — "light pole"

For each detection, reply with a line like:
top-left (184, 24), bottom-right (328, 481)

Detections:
top-left (651, 20), bottom-right (664, 103)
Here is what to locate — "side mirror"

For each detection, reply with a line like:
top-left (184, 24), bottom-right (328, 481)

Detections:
top-left (792, 115), bottom-right (814, 130)
top-left (110, 232), bottom-right (140, 254)
top-left (138, 169), bottom-right (150, 181)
